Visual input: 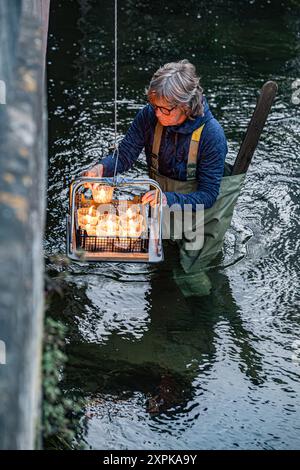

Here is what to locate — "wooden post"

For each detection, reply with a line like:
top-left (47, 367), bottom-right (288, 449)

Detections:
top-left (232, 81), bottom-right (278, 175)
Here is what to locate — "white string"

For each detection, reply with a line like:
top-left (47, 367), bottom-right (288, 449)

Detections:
top-left (113, 0), bottom-right (119, 183)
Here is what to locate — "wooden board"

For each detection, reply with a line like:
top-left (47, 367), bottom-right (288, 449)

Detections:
top-left (82, 251), bottom-right (149, 262)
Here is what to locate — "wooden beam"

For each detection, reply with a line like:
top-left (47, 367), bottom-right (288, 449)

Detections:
top-left (232, 81), bottom-right (278, 175)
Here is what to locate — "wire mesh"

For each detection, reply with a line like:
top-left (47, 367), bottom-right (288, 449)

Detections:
top-left (76, 229), bottom-right (149, 253)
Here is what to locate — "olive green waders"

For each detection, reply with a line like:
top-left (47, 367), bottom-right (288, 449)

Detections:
top-left (150, 121), bottom-right (245, 296)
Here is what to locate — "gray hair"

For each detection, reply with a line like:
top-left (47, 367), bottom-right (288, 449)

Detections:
top-left (146, 59), bottom-right (204, 117)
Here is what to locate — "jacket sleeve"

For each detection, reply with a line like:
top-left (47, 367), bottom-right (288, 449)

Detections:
top-left (164, 122), bottom-right (227, 210)
top-left (101, 108), bottom-right (147, 176)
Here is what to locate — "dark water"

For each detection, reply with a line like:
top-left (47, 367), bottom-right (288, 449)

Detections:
top-left (46, 0), bottom-right (300, 449)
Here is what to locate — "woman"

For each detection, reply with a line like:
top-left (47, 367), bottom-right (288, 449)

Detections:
top-left (83, 59), bottom-right (227, 211)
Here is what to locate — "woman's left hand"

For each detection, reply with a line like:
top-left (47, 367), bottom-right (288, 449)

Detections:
top-left (142, 190), bottom-right (167, 207)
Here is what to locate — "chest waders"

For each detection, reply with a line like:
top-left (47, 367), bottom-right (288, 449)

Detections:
top-left (149, 121), bottom-right (245, 279)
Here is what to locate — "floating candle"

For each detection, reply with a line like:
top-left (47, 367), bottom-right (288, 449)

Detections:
top-left (126, 205), bottom-right (140, 219)
top-left (86, 214), bottom-right (98, 226)
top-left (77, 206), bottom-right (99, 229)
top-left (96, 214), bottom-right (119, 237)
top-left (123, 214), bottom-right (144, 237)
top-left (77, 208), bottom-right (87, 226)
top-left (92, 185), bottom-right (114, 203)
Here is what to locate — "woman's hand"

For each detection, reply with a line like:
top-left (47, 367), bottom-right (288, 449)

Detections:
top-left (82, 164), bottom-right (104, 189)
top-left (142, 190), bottom-right (167, 207)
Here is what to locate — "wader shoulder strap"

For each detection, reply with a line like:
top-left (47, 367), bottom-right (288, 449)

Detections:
top-left (151, 121), bottom-right (205, 178)
top-left (186, 124), bottom-right (205, 180)
top-left (151, 121), bottom-right (163, 171)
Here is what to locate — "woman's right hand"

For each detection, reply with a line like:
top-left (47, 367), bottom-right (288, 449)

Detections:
top-left (82, 163), bottom-right (104, 178)
top-left (82, 164), bottom-right (104, 189)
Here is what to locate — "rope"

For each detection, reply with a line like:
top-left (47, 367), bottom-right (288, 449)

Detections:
top-left (112, 0), bottom-right (119, 184)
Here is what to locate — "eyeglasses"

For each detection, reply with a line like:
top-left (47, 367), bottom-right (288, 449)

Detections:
top-left (149, 103), bottom-right (177, 116)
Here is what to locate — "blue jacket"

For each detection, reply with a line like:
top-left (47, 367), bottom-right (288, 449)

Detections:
top-left (101, 98), bottom-right (228, 210)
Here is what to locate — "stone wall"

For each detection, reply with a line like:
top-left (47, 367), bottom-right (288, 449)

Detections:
top-left (0, 0), bottom-right (50, 450)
